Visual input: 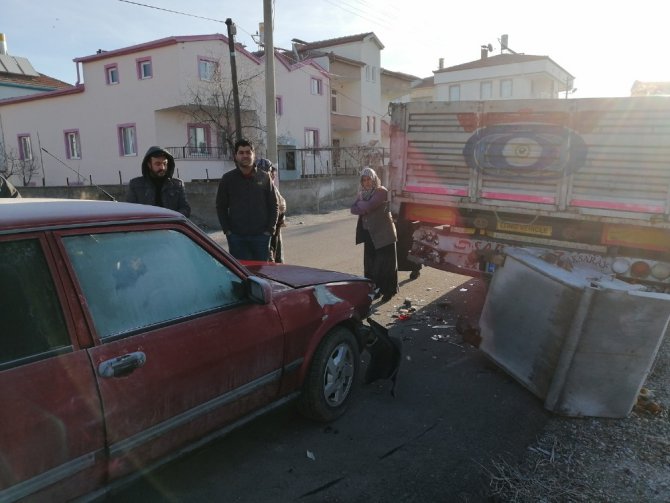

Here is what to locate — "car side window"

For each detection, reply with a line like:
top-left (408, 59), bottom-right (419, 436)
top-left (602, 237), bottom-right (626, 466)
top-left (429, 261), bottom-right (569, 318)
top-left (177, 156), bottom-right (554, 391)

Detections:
top-left (0, 239), bottom-right (71, 368)
top-left (63, 229), bottom-right (246, 340)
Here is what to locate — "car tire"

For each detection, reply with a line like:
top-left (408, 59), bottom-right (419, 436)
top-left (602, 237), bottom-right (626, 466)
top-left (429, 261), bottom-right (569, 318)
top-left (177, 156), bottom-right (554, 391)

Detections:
top-left (299, 326), bottom-right (360, 423)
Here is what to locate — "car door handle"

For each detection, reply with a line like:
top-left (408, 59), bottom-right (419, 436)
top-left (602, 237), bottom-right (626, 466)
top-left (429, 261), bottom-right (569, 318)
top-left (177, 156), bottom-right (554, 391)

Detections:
top-left (98, 351), bottom-right (147, 378)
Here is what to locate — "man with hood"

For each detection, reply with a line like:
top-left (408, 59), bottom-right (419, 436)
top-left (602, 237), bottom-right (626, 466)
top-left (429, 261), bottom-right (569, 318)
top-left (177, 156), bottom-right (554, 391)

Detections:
top-left (127, 146), bottom-right (191, 217)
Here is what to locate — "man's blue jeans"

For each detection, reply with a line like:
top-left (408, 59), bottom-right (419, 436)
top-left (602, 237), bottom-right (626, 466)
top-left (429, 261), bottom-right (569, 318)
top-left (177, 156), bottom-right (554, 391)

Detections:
top-left (226, 233), bottom-right (272, 261)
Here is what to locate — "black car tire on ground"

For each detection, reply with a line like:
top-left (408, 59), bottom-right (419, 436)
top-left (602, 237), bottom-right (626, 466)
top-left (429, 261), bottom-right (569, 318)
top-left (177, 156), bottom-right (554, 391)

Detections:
top-left (298, 326), bottom-right (360, 423)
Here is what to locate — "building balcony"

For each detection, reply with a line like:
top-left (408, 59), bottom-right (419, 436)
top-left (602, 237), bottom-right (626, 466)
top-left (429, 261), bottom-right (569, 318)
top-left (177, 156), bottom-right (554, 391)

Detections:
top-left (331, 112), bottom-right (361, 132)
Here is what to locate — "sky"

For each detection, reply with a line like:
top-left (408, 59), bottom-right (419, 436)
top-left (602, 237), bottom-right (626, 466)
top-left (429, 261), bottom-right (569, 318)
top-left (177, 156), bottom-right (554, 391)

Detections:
top-left (2, 0), bottom-right (667, 98)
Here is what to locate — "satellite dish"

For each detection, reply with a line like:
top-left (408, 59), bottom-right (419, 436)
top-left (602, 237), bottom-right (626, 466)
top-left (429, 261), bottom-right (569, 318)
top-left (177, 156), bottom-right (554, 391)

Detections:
top-left (487, 43), bottom-right (493, 52)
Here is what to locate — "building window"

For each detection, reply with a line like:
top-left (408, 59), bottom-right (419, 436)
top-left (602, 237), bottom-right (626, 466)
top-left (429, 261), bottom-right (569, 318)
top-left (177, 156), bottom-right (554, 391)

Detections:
top-left (136, 57), bottom-right (152, 80)
top-left (373, 116), bottom-right (377, 133)
top-left (285, 150), bottom-right (296, 171)
top-left (480, 81), bottom-right (492, 99)
top-left (449, 85), bottom-right (460, 102)
top-left (366, 116), bottom-right (370, 133)
top-left (276, 96), bottom-right (283, 116)
top-left (365, 66), bottom-right (370, 82)
top-left (371, 66), bottom-right (377, 83)
top-left (18, 134), bottom-right (32, 160)
top-left (310, 77), bottom-right (322, 96)
top-left (198, 57), bottom-right (218, 82)
top-left (118, 124), bottom-right (137, 156)
top-left (187, 124), bottom-right (210, 155)
top-left (305, 129), bottom-right (319, 151)
top-left (501, 79), bottom-right (513, 98)
top-left (64, 130), bottom-right (81, 159)
top-left (331, 90), bottom-right (337, 112)
top-left (105, 64), bottom-right (119, 85)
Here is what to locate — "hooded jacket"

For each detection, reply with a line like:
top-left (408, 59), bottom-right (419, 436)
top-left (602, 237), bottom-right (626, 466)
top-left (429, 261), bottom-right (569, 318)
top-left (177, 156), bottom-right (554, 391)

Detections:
top-left (127, 146), bottom-right (191, 217)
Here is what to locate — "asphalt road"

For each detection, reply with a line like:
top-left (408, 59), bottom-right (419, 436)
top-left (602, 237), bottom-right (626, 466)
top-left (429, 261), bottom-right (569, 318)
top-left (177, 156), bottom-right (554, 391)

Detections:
top-left (106, 209), bottom-right (550, 502)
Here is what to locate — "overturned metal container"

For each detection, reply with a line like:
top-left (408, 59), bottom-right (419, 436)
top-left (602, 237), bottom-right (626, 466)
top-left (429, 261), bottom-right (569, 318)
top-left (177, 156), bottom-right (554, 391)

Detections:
top-left (479, 248), bottom-right (670, 418)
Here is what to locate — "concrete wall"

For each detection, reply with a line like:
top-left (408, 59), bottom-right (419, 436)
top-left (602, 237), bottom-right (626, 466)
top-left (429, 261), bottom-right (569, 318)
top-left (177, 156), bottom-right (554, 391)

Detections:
top-left (17, 175), bottom-right (360, 230)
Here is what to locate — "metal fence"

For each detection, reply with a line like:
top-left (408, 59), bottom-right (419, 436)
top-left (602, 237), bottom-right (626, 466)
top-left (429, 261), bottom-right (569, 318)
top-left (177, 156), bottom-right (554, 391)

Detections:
top-left (164, 145), bottom-right (388, 178)
top-left (165, 146), bottom-right (230, 161)
top-left (279, 146), bottom-right (388, 178)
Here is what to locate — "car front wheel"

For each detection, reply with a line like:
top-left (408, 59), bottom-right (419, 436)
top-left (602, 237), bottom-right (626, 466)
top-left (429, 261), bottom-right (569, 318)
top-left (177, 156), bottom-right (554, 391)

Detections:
top-left (299, 326), bottom-right (360, 422)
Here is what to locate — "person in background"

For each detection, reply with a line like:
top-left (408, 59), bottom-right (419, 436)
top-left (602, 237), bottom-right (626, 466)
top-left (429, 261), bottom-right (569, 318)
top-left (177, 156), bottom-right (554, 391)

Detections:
top-left (256, 158), bottom-right (287, 263)
top-left (127, 146), bottom-right (191, 217)
top-left (216, 139), bottom-right (279, 261)
top-left (350, 167), bottom-right (398, 303)
top-left (0, 175), bottom-right (21, 198)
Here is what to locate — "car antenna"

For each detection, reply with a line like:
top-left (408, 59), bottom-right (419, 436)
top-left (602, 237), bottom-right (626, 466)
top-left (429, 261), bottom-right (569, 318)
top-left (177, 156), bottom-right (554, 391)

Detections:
top-left (40, 147), bottom-right (117, 201)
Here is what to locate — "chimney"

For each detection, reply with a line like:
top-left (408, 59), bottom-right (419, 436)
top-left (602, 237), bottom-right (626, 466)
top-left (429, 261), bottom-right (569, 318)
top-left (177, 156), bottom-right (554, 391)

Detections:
top-left (292, 42), bottom-right (301, 61)
top-left (481, 47), bottom-right (488, 59)
top-left (0, 33), bottom-right (7, 55)
top-left (438, 58), bottom-right (444, 70)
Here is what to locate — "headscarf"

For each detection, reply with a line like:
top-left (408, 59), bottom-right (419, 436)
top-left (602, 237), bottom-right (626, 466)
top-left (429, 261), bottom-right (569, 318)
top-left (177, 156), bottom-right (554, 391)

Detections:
top-left (360, 167), bottom-right (380, 201)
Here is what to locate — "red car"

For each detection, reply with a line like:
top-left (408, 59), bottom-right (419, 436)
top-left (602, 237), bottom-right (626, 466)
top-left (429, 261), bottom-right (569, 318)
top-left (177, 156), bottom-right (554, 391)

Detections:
top-left (0, 199), bottom-right (398, 502)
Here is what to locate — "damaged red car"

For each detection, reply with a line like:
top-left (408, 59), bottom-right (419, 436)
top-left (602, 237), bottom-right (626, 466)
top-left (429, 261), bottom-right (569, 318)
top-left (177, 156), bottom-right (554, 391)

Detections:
top-left (0, 199), bottom-right (398, 502)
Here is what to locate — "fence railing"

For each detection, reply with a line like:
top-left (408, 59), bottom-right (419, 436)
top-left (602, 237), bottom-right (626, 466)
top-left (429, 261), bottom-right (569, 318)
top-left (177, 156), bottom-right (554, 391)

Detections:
top-left (165, 146), bottom-right (230, 160)
top-left (279, 146), bottom-right (388, 177)
top-left (164, 145), bottom-right (388, 178)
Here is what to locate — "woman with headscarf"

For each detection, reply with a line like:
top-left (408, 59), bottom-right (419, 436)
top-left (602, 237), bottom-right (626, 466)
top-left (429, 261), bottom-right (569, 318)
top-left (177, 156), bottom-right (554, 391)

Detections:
top-left (351, 167), bottom-right (398, 302)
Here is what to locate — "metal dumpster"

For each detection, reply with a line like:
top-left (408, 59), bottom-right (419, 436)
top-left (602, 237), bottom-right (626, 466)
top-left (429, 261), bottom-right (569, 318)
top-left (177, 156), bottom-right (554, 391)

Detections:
top-left (479, 248), bottom-right (670, 418)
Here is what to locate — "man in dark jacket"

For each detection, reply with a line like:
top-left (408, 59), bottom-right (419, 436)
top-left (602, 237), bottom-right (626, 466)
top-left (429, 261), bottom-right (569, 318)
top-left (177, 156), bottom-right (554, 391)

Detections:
top-left (0, 175), bottom-right (20, 198)
top-left (216, 139), bottom-right (278, 261)
top-left (127, 146), bottom-right (191, 217)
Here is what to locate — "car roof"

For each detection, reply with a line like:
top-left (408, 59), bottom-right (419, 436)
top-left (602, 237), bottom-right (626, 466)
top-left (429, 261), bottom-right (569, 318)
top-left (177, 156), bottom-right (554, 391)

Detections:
top-left (0, 198), bottom-right (184, 233)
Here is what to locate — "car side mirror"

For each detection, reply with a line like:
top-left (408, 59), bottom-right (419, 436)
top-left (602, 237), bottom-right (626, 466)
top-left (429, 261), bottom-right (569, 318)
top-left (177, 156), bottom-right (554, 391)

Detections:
top-left (247, 276), bottom-right (272, 305)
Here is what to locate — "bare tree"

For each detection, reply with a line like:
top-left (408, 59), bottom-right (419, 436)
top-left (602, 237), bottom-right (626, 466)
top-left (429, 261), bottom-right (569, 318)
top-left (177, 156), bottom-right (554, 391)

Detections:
top-left (183, 64), bottom-right (266, 157)
top-left (0, 144), bottom-right (40, 186)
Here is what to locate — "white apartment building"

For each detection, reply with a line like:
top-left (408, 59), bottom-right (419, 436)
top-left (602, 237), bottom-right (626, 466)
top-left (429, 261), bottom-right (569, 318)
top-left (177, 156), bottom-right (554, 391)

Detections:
top-left (0, 34), bottom-right (330, 186)
top-left (292, 33), bottom-right (385, 147)
top-left (416, 50), bottom-right (574, 102)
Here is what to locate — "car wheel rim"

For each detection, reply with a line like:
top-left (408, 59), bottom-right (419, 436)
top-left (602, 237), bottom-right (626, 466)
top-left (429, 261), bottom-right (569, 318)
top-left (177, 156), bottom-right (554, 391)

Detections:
top-left (323, 342), bottom-right (354, 406)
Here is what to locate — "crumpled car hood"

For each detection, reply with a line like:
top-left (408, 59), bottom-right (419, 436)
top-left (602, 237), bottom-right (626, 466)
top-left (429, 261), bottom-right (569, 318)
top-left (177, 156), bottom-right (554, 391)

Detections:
top-left (242, 261), bottom-right (370, 288)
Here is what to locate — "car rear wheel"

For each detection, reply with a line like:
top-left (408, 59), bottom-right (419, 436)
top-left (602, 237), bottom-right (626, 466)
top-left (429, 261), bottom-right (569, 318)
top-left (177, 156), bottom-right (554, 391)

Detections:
top-left (299, 326), bottom-right (360, 422)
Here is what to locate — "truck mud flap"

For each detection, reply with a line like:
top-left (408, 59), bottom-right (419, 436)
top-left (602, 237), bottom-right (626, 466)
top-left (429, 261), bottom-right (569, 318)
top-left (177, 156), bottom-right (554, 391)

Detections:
top-left (363, 318), bottom-right (402, 395)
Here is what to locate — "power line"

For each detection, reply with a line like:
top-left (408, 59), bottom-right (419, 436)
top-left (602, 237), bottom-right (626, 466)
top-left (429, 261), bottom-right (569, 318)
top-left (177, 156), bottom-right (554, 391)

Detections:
top-left (338, 0), bottom-right (399, 26)
top-left (321, 0), bottom-right (395, 31)
top-left (117, 0), bottom-right (258, 39)
top-left (118, 0), bottom-right (226, 24)
top-left (117, 1), bottom-right (392, 120)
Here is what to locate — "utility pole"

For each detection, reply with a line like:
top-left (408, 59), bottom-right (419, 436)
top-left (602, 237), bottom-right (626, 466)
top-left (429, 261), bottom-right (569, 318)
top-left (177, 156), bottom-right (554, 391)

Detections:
top-left (263, 0), bottom-right (278, 164)
top-left (225, 18), bottom-right (243, 141)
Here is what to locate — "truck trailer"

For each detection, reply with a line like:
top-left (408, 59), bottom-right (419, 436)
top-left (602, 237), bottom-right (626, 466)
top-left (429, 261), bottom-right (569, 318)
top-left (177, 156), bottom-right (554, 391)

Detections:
top-left (388, 97), bottom-right (670, 291)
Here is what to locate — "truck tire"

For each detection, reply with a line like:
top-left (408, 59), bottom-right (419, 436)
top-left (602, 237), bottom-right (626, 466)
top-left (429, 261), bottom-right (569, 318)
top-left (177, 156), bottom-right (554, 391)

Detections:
top-left (299, 326), bottom-right (360, 422)
top-left (396, 205), bottom-right (422, 273)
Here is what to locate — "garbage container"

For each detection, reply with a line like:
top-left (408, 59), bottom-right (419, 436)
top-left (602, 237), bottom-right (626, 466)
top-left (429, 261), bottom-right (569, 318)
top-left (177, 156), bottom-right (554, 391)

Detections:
top-left (479, 247), bottom-right (670, 418)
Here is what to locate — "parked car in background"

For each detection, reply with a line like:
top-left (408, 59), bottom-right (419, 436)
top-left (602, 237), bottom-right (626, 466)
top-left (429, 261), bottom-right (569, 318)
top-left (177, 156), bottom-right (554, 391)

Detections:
top-left (0, 199), bottom-right (396, 502)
